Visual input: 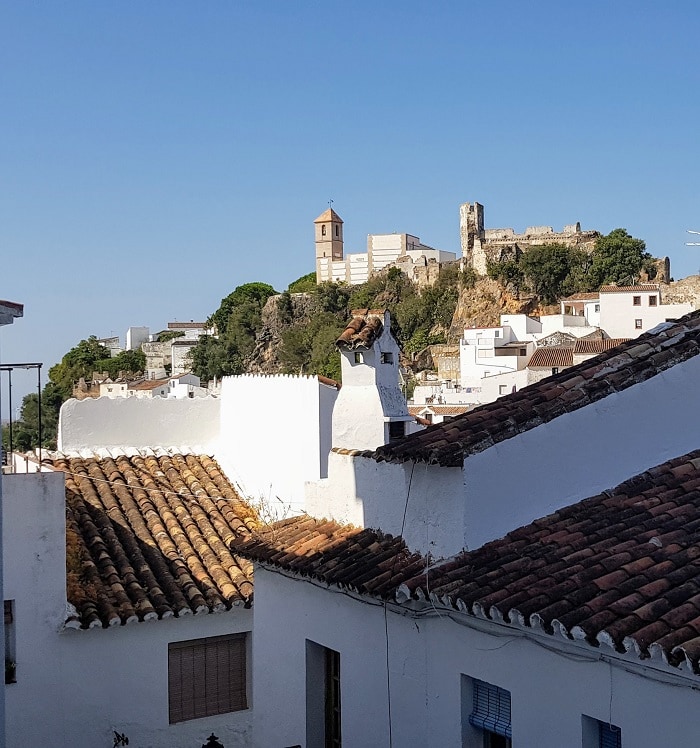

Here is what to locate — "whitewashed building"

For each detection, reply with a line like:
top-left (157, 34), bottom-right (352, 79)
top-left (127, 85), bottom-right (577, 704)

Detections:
top-left (314, 208), bottom-right (455, 285)
top-left (237, 309), bottom-right (700, 748)
top-left (598, 284), bottom-right (693, 338)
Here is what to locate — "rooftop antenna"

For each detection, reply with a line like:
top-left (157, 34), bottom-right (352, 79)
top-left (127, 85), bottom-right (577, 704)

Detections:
top-left (686, 229), bottom-right (700, 247)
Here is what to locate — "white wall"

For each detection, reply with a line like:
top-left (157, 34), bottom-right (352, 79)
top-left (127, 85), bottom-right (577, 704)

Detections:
top-left (3, 472), bottom-right (254, 748)
top-left (252, 566), bottom-right (700, 748)
top-left (463, 354), bottom-right (700, 550)
top-left (309, 354), bottom-right (700, 559)
top-left (599, 291), bottom-right (693, 338)
top-left (126, 326), bottom-right (149, 351)
top-left (306, 451), bottom-right (465, 560)
top-left (58, 397), bottom-right (220, 453)
top-left (218, 374), bottom-right (337, 516)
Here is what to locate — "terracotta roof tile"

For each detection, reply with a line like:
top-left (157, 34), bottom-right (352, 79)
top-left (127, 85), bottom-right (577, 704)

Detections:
top-left (233, 450), bottom-right (700, 676)
top-left (374, 311), bottom-right (700, 465)
top-left (527, 347), bottom-right (574, 368)
top-left (336, 310), bottom-right (385, 350)
top-left (573, 338), bottom-right (629, 355)
top-left (599, 284), bottom-right (659, 293)
top-left (53, 452), bottom-right (258, 629)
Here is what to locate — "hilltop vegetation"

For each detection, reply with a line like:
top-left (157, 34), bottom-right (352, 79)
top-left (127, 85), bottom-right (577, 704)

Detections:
top-left (487, 228), bottom-right (655, 304)
top-left (2, 337), bottom-right (145, 451)
top-left (3, 227), bottom-right (655, 452)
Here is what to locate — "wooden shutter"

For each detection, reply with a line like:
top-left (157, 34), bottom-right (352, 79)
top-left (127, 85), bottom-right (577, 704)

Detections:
top-left (469, 679), bottom-right (512, 739)
top-left (168, 633), bottom-right (247, 724)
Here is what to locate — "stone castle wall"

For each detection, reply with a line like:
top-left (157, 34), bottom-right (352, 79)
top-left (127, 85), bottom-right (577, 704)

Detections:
top-left (460, 201), bottom-right (600, 276)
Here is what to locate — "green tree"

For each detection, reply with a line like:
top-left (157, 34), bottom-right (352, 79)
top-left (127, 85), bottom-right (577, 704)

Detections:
top-left (287, 272), bottom-right (316, 294)
top-left (589, 229), bottom-right (652, 286)
top-left (49, 336), bottom-right (112, 400)
top-left (190, 282), bottom-right (278, 381)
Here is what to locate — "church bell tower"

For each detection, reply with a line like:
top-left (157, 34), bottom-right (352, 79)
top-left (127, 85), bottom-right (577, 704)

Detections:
top-left (314, 208), bottom-right (344, 283)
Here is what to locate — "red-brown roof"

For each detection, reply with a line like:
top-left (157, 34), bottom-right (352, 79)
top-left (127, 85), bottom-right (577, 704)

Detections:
top-left (52, 452), bottom-right (257, 629)
top-left (408, 405), bottom-right (473, 416)
top-left (561, 292), bottom-right (600, 301)
top-left (374, 310), bottom-right (700, 466)
top-left (527, 347), bottom-right (573, 368)
top-left (599, 284), bottom-right (659, 293)
top-left (573, 338), bottom-right (629, 355)
top-left (233, 449), bottom-right (700, 674)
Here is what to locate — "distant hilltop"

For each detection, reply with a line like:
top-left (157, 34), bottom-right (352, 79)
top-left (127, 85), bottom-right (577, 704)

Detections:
top-left (314, 202), bottom-right (673, 289)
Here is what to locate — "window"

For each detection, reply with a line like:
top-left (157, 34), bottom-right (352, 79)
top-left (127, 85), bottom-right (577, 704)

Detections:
top-left (494, 330), bottom-right (500, 338)
top-left (335, 225), bottom-right (339, 237)
top-left (388, 421), bottom-right (405, 441)
top-left (552, 367), bottom-right (559, 375)
top-left (353, 352), bottom-right (362, 364)
top-left (5, 601), bottom-right (15, 684)
top-left (633, 296), bottom-right (641, 306)
top-left (582, 715), bottom-right (622, 748)
top-left (168, 633), bottom-right (247, 723)
top-left (321, 225), bottom-right (327, 236)
top-left (649, 296), bottom-right (657, 306)
top-left (499, 385), bottom-right (508, 395)
top-left (599, 722), bottom-right (622, 748)
top-left (380, 352), bottom-right (393, 364)
top-left (465, 678), bottom-right (512, 747)
top-left (635, 319), bottom-right (643, 329)
top-left (595, 304), bottom-right (600, 312)
top-left (306, 641), bottom-right (341, 748)
top-left (519, 348), bottom-right (526, 356)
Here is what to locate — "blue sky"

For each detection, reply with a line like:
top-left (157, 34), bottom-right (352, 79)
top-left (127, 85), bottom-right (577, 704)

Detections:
top-left (2, 1), bottom-right (700, 402)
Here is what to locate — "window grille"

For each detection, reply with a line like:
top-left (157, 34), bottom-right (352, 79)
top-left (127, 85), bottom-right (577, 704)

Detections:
top-left (469, 679), bottom-right (512, 738)
top-left (600, 722), bottom-right (622, 748)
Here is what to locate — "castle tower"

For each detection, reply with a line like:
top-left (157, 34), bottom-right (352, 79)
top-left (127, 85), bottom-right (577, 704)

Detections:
top-left (314, 208), bottom-right (344, 283)
top-left (459, 202), bottom-right (486, 275)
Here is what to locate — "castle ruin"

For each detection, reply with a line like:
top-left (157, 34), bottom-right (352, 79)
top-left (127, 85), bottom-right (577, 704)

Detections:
top-left (460, 202), bottom-right (601, 276)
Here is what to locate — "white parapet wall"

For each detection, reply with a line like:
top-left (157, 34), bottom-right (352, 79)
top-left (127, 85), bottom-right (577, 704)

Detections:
top-left (57, 396), bottom-right (221, 453)
top-left (217, 374), bottom-right (337, 517)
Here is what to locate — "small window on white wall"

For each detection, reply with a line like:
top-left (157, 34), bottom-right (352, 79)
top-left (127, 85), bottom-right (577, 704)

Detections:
top-left (582, 715), bottom-right (622, 748)
top-left (462, 676), bottom-right (512, 747)
top-left (353, 352), bottom-right (362, 364)
top-left (381, 352), bottom-right (393, 364)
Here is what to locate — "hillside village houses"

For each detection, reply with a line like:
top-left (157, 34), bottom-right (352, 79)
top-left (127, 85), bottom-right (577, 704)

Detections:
top-left (5, 286), bottom-right (700, 747)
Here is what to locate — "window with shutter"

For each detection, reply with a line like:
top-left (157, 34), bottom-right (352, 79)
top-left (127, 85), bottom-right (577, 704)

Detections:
top-left (468, 679), bottom-right (512, 746)
top-left (599, 722), bottom-right (622, 748)
top-left (168, 633), bottom-right (248, 723)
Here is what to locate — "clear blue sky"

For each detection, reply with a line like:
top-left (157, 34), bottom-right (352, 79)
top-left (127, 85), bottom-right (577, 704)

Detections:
top-left (2, 1), bottom-right (700, 403)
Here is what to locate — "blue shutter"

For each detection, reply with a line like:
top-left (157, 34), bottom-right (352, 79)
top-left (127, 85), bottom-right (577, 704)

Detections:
top-left (599, 722), bottom-right (622, 748)
top-left (469, 679), bottom-right (512, 738)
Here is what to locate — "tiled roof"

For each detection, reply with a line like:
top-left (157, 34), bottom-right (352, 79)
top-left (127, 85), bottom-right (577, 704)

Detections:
top-left (408, 405), bottom-right (473, 416)
top-left (231, 516), bottom-right (422, 599)
top-left (314, 208), bottom-right (343, 224)
top-left (168, 322), bottom-right (206, 329)
top-left (527, 347), bottom-right (573, 368)
top-left (336, 309), bottom-right (384, 349)
top-left (234, 450), bottom-right (700, 674)
top-left (573, 338), bottom-right (629, 355)
top-left (51, 452), bottom-right (257, 629)
top-left (599, 284), bottom-right (659, 293)
top-left (374, 311), bottom-right (700, 466)
top-left (128, 378), bottom-right (169, 391)
top-left (561, 292), bottom-right (600, 301)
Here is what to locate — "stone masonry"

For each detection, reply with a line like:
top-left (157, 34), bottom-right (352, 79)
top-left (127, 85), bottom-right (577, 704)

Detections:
top-left (460, 202), bottom-right (600, 276)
